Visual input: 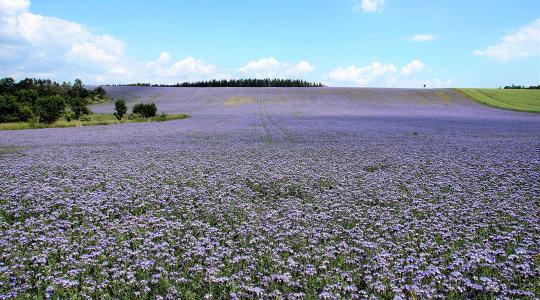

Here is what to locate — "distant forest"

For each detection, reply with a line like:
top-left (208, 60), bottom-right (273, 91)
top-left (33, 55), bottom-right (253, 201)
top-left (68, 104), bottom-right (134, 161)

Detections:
top-left (503, 84), bottom-right (540, 89)
top-left (109, 79), bottom-right (325, 88)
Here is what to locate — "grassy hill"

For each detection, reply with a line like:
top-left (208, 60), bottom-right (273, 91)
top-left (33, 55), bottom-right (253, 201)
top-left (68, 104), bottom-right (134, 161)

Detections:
top-left (456, 88), bottom-right (540, 113)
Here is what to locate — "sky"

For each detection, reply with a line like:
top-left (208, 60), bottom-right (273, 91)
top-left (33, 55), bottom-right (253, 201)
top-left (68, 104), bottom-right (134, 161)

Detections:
top-left (0, 0), bottom-right (539, 87)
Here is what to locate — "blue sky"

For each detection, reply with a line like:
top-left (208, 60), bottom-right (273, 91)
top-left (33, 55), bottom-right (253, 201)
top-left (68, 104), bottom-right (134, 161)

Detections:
top-left (1, 0), bottom-right (539, 87)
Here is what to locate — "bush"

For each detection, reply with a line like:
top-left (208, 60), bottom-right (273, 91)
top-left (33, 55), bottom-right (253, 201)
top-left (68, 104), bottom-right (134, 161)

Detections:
top-left (69, 97), bottom-right (90, 119)
top-left (114, 99), bottom-right (127, 120)
top-left (79, 114), bottom-right (91, 122)
top-left (132, 103), bottom-right (157, 118)
top-left (35, 95), bottom-right (65, 123)
top-left (64, 109), bottom-right (76, 122)
top-left (132, 104), bottom-right (144, 116)
top-left (18, 104), bottom-right (33, 121)
top-left (145, 103), bottom-right (157, 117)
top-left (94, 86), bottom-right (106, 98)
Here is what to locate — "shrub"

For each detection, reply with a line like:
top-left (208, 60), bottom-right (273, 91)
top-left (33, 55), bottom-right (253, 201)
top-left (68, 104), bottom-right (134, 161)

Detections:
top-left (132, 103), bottom-right (143, 114)
top-left (79, 114), bottom-right (91, 122)
top-left (64, 109), bottom-right (76, 122)
top-left (114, 99), bottom-right (127, 120)
top-left (94, 86), bottom-right (106, 98)
top-left (132, 103), bottom-right (157, 118)
top-left (146, 103), bottom-right (157, 117)
top-left (35, 95), bottom-right (65, 123)
top-left (132, 103), bottom-right (144, 115)
top-left (17, 104), bottom-right (33, 121)
top-left (69, 97), bottom-right (90, 119)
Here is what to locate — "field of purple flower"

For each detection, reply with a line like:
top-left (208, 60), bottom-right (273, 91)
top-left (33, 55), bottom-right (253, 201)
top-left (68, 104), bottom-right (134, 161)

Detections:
top-left (1, 87), bottom-right (539, 299)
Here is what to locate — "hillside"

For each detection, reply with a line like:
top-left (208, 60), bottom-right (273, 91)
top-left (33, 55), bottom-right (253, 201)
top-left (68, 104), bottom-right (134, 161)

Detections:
top-left (91, 87), bottom-right (534, 119)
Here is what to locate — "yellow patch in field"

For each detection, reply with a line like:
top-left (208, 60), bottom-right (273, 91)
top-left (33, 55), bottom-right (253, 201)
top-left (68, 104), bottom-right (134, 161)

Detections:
top-left (436, 90), bottom-right (451, 102)
top-left (150, 94), bottom-right (164, 101)
top-left (224, 97), bottom-right (256, 106)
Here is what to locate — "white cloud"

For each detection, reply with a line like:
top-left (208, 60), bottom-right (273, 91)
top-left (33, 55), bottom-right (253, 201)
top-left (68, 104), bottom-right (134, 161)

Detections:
top-left (410, 34), bottom-right (437, 42)
top-left (0, 0), bottom-right (128, 80)
top-left (68, 34), bottom-right (125, 64)
top-left (1, 11), bottom-right (91, 46)
top-left (164, 57), bottom-right (216, 77)
top-left (354, 0), bottom-right (384, 13)
top-left (473, 19), bottom-right (540, 61)
top-left (237, 57), bottom-right (315, 78)
top-left (329, 62), bottom-right (397, 85)
top-left (0, 0), bottom-right (29, 15)
top-left (157, 52), bottom-right (171, 64)
top-left (146, 53), bottom-right (217, 81)
top-left (287, 61), bottom-right (315, 75)
top-left (0, 0), bottom-right (222, 83)
top-left (329, 59), bottom-right (428, 86)
top-left (109, 67), bottom-right (130, 76)
top-left (400, 59), bottom-right (424, 75)
top-left (237, 57), bottom-right (281, 77)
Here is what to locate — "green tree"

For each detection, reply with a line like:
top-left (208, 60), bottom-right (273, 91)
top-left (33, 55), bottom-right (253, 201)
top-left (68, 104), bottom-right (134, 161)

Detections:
top-left (114, 98), bottom-right (127, 120)
top-left (94, 86), bottom-right (106, 98)
top-left (35, 95), bottom-right (65, 123)
top-left (145, 103), bottom-right (157, 117)
top-left (0, 77), bottom-right (15, 94)
top-left (17, 78), bottom-right (35, 90)
top-left (0, 95), bottom-right (21, 122)
top-left (132, 102), bottom-right (157, 118)
top-left (16, 89), bottom-right (39, 106)
top-left (68, 97), bottom-right (90, 119)
top-left (70, 78), bottom-right (86, 99)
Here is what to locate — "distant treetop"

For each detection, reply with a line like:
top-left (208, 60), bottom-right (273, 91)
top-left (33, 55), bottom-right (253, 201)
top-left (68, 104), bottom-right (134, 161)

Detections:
top-left (110, 79), bottom-right (326, 88)
top-left (503, 84), bottom-right (540, 89)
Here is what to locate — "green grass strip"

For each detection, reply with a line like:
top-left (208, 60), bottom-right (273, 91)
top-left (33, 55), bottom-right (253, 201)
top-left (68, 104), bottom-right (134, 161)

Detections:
top-left (0, 114), bottom-right (190, 131)
top-left (456, 88), bottom-right (540, 113)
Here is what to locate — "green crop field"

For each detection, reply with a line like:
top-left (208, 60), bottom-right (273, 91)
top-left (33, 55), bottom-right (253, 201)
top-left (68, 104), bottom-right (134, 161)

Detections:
top-left (456, 88), bottom-right (540, 113)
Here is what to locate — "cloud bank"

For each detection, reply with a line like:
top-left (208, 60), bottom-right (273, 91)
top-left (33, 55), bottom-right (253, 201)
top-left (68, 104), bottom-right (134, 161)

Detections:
top-left (0, 0), bottom-right (455, 88)
top-left (237, 57), bottom-right (315, 79)
top-left (473, 19), bottom-right (540, 61)
top-left (328, 59), bottom-right (426, 86)
top-left (0, 0), bottom-right (317, 84)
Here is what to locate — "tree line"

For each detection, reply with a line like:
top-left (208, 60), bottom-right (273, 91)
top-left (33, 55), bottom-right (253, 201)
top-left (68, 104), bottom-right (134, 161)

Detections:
top-left (503, 84), bottom-right (540, 89)
top-left (108, 78), bottom-right (326, 88)
top-left (0, 78), bottom-right (106, 123)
